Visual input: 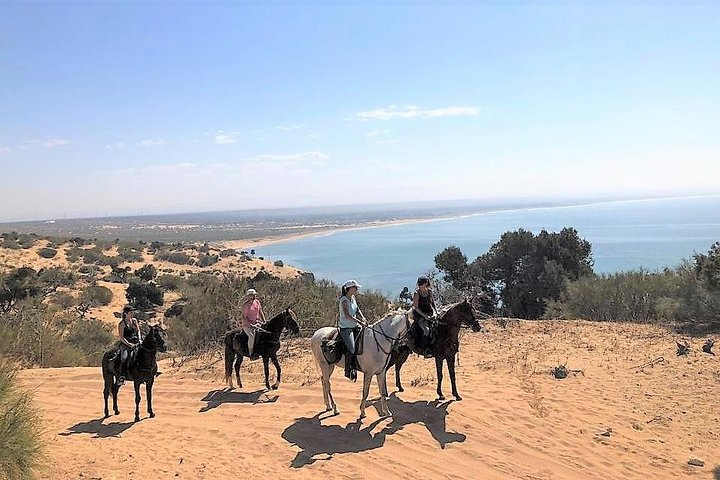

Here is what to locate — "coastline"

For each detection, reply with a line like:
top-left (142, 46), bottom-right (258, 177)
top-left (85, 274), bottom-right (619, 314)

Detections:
top-left (214, 194), bottom-right (717, 251)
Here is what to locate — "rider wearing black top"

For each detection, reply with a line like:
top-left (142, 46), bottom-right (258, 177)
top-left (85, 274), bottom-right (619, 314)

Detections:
top-left (412, 276), bottom-right (437, 357)
top-left (116, 306), bottom-right (141, 385)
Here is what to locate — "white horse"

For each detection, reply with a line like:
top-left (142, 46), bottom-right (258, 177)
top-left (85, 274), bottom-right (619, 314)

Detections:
top-left (311, 311), bottom-right (409, 419)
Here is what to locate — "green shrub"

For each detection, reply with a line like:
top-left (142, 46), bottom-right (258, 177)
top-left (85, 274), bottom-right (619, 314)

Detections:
top-left (219, 249), bottom-right (237, 258)
top-left (0, 361), bottom-right (43, 480)
top-left (198, 254), bottom-right (219, 268)
top-left (135, 264), bottom-right (157, 281)
top-left (154, 251), bottom-right (191, 265)
top-left (65, 247), bottom-right (84, 262)
top-left (156, 274), bottom-right (182, 291)
top-left (80, 285), bottom-right (113, 307)
top-left (37, 248), bottom-right (57, 259)
top-left (273, 260), bottom-right (284, 267)
top-left (66, 318), bottom-right (115, 365)
top-left (118, 247), bottom-right (143, 263)
top-left (126, 281), bottom-right (164, 310)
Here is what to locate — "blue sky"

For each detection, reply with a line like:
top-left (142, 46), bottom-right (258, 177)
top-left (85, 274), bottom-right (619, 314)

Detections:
top-left (1, 2), bottom-right (719, 222)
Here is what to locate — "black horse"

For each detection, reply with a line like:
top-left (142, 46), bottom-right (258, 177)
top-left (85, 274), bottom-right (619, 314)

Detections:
top-left (388, 299), bottom-right (481, 400)
top-left (224, 308), bottom-right (300, 390)
top-left (101, 323), bottom-right (168, 421)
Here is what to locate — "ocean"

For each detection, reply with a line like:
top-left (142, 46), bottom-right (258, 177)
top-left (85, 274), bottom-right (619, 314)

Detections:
top-left (256, 195), bottom-right (720, 297)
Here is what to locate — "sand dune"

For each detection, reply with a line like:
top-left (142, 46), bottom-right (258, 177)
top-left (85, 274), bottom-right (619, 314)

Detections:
top-left (19, 320), bottom-right (719, 479)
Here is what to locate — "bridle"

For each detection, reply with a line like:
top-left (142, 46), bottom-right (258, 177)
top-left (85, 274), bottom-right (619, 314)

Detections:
top-left (370, 312), bottom-right (410, 356)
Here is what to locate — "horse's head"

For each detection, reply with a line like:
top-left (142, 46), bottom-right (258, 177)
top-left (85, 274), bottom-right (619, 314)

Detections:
top-left (444, 298), bottom-right (482, 332)
top-left (144, 322), bottom-right (168, 352)
top-left (283, 308), bottom-right (300, 336)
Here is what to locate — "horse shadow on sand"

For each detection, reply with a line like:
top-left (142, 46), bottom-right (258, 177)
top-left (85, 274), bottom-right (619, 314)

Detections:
top-left (59, 418), bottom-right (136, 438)
top-left (199, 388), bottom-right (278, 413)
top-left (282, 394), bottom-right (466, 468)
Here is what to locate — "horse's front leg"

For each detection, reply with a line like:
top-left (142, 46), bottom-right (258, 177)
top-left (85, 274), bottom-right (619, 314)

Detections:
top-left (376, 371), bottom-right (391, 417)
top-left (103, 376), bottom-right (112, 418)
top-left (270, 353), bottom-right (281, 390)
top-left (234, 355), bottom-right (244, 389)
top-left (134, 380), bottom-right (142, 422)
top-left (447, 353), bottom-right (461, 400)
top-left (359, 371), bottom-right (372, 419)
top-left (394, 349), bottom-right (409, 393)
top-left (112, 382), bottom-right (120, 416)
top-left (146, 378), bottom-right (155, 418)
top-left (435, 356), bottom-right (445, 400)
top-left (262, 356), bottom-right (271, 390)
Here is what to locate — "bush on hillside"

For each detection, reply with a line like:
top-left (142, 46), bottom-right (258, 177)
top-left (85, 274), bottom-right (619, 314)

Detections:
top-left (135, 264), bottom-right (157, 281)
top-left (66, 318), bottom-right (115, 365)
top-left (118, 246), bottom-right (143, 263)
top-left (126, 280), bottom-right (164, 310)
top-left (273, 260), bottom-right (284, 267)
top-left (37, 247), bottom-right (58, 259)
top-left (80, 285), bottom-right (113, 307)
top-left (198, 254), bottom-right (219, 268)
top-left (0, 361), bottom-right (43, 480)
top-left (219, 249), bottom-right (237, 258)
top-left (154, 251), bottom-right (192, 265)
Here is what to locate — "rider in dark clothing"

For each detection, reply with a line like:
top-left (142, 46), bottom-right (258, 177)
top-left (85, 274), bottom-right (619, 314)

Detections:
top-left (412, 276), bottom-right (438, 357)
top-left (116, 306), bottom-right (141, 386)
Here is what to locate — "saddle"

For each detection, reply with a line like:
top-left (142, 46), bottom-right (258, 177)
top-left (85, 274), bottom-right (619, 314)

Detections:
top-left (230, 330), bottom-right (258, 359)
top-left (407, 316), bottom-right (437, 356)
top-left (321, 327), bottom-right (364, 365)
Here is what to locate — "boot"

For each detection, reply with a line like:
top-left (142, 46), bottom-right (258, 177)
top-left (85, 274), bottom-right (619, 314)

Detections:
top-left (345, 353), bottom-right (357, 382)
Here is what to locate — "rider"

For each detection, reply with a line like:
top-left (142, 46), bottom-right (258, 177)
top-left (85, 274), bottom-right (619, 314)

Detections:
top-left (338, 279), bottom-right (368, 381)
top-left (242, 288), bottom-right (266, 359)
top-left (116, 305), bottom-right (141, 385)
top-left (412, 276), bottom-right (438, 358)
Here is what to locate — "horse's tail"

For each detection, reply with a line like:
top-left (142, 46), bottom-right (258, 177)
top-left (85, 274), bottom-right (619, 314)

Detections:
top-left (224, 332), bottom-right (236, 383)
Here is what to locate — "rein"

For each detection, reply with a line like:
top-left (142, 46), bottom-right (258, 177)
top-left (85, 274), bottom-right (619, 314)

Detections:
top-left (370, 314), bottom-right (410, 355)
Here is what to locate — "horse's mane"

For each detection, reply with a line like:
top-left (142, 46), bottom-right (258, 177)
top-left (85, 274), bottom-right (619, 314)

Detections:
top-left (369, 310), bottom-right (407, 327)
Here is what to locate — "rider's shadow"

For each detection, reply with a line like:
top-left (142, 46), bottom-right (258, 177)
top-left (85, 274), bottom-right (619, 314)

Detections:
top-left (379, 394), bottom-right (466, 449)
top-left (199, 388), bottom-right (278, 412)
top-left (59, 418), bottom-right (135, 438)
top-left (282, 395), bottom-right (466, 467)
top-left (282, 414), bottom-right (386, 467)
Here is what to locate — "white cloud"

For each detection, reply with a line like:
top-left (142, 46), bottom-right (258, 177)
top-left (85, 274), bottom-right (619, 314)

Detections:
top-left (213, 130), bottom-right (239, 144)
top-left (106, 142), bottom-right (127, 150)
top-left (250, 151), bottom-right (330, 167)
top-left (307, 134), bottom-right (322, 139)
top-left (139, 138), bottom-right (166, 147)
top-left (366, 129), bottom-right (390, 137)
top-left (0, 145), bottom-right (10, 155)
top-left (354, 105), bottom-right (480, 121)
top-left (141, 162), bottom-right (196, 174)
top-left (277, 123), bottom-right (307, 131)
top-left (40, 139), bottom-right (71, 148)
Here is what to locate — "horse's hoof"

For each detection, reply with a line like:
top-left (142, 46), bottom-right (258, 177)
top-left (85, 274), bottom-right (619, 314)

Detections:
top-left (438, 395), bottom-right (445, 401)
top-left (454, 394), bottom-right (462, 401)
top-left (359, 412), bottom-right (366, 419)
top-left (134, 416), bottom-right (140, 422)
top-left (397, 387), bottom-right (404, 393)
top-left (271, 384), bottom-right (279, 390)
top-left (114, 410), bottom-right (120, 416)
top-left (149, 412), bottom-right (155, 418)
top-left (103, 413), bottom-right (109, 419)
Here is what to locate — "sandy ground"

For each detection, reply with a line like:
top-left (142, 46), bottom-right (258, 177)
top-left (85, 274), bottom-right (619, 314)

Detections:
top-left (18, 319), bottom-right (719, 480)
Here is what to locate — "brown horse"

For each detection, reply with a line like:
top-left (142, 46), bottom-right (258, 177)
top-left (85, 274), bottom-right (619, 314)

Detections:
top-left (388, 299), bottom-right (481, 400)
top-left (224, 308), bottom-right (300, 390)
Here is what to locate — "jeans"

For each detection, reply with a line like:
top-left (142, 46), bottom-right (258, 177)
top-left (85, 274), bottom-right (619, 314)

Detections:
top-left (339, 328), bottom-right (356, 355)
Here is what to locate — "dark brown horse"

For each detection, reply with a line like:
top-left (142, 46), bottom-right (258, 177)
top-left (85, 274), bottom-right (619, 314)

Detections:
top-left (224, 308), bottom-right (300, 390)
top-left (388, 299), bottom-right (481, 400)
top-left (101, 323), bottom-right (167, 421)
